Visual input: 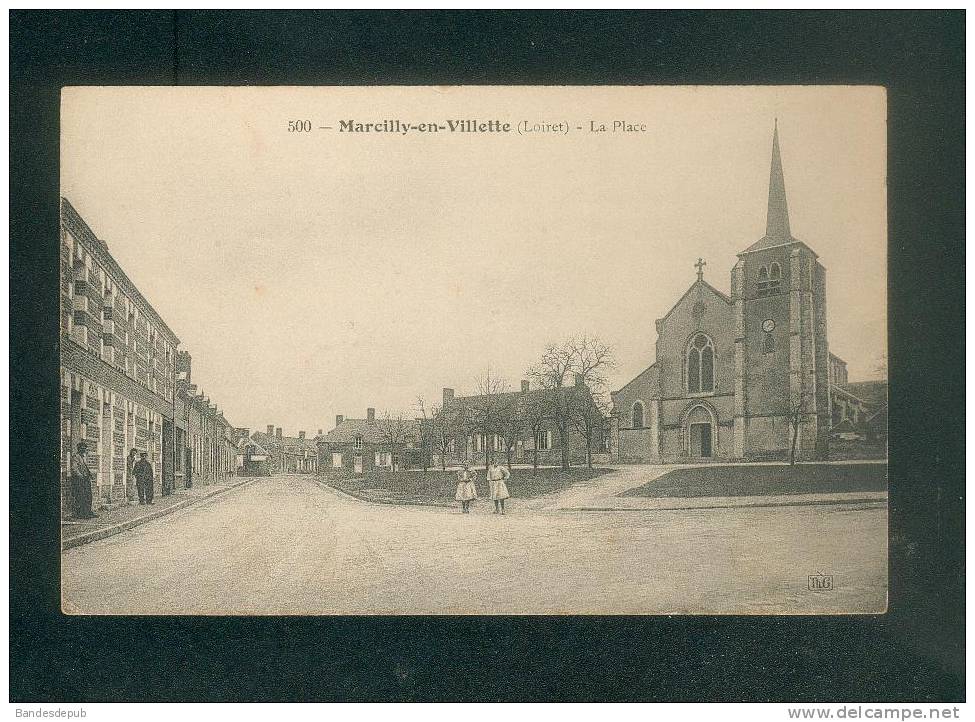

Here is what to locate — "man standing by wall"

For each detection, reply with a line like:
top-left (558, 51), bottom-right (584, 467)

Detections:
top-left (133, 451), bottom-right (154, 506)
top-left (70, 442), bottom-right (97, 519)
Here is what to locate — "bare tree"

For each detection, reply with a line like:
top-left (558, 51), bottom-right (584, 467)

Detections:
top-left (789, 396), bottom-right (809, 466)
top-left (570, 389), bottom-right (611, 470)
top-left (527, 342), bottom-right (576, 471)
top-left (495, 393), bottom-right (524, 470)
top-left (468, 371), bottom-right (510, 469)
top-left (413, 397), bottom-right (432, 472)
top-left (521, 391), bottom-right (546, 475)
top-left (424, 400), bottom-right (462, 471)
top-left (375, 411), bottom-right (408, 473)
top-left (569, 336), bottom-right (615, 469)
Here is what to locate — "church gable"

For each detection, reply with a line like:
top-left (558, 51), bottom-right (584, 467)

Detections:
top-left (655, 279), bottom-right (735, 400)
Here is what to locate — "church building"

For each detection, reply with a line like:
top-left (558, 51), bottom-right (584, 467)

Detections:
top-left (611, 123), bottom-right (861, 463)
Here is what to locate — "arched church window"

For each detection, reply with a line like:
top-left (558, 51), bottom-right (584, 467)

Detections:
top-left (687, 334), bottom-right (715, 394)
top-left (768, 262), bottom-right (782, 292)
top-left (758, 262), bottom-right (782, 297)
top-left (762, 333), bottom-right (776, 354)
top-left (632, 401), bottom-right (645, 429)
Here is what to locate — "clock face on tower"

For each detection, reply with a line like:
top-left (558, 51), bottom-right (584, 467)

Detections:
top-left (762, 319), bottom-right (775, 333)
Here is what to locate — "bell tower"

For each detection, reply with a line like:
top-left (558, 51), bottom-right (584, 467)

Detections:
top-left (732, 122), bottom-right (830, 460)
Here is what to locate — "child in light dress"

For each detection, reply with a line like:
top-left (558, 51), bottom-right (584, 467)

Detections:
top-left (455, 463), bottom-right (477, 514)
top-left (487, 462), bottom-right (511, 514)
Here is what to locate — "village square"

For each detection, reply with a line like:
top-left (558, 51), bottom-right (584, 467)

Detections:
top-left (59, 120), bottom-right (888, 615)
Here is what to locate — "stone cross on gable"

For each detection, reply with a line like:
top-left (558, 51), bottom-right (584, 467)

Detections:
top-left (695, 257), bottom-right (707, 281)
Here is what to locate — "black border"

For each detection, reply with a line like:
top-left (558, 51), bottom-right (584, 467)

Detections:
top-left (10, 10), bottom-right (965, 702)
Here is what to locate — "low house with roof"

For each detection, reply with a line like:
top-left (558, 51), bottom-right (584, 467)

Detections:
top-left (235, 428), bottom-right (271, 476)
top-left (317, 408), bottom-right (427, 474)
top-left (433, 379), bottom-right (610, 468)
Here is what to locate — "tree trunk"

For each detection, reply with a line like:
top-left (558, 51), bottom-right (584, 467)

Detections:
top-left (790, 416), bottom-right (799, 466)
top-left (533, 443), bottom-right (539, 476)
top-left (586, 432), bottom-right (593, 470)
top-left (559, 425), bottom-right (570, 471)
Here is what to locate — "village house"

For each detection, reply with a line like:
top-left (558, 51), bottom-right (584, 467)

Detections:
top-left (250, 425), bottom-right (320, 474)
top-left (317, 408), bottom-right (426, 474)
top-left (433, 379), bottom-right (610, 468)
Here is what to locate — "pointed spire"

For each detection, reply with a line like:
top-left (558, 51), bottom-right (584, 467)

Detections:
top-left (765, 119), bottom-right (792, 241)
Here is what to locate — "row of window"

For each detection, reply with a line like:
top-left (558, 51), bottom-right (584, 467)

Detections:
top-left (64, 230), bottom-right (176, 397)
top-left (350, 431), bottom-right (556, 452)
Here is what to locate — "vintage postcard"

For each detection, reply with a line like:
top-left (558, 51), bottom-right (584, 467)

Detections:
top-left (58, 86), bottom-right (887, 615)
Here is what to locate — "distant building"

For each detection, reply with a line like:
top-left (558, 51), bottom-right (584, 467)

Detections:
top-left (251, 425), bottom-right (319, 474)
top-left (235, 429), bottom-right (271, 476)
top-left (317, 408), bottom-right (426, 473)
top-left (174, 361), bottom-right (237, 490)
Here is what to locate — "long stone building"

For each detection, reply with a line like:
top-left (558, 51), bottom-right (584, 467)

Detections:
top-left (60, 198), bottom-right (236, 516)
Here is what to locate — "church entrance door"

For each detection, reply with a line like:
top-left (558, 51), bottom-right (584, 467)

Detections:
top-left (690, 422), bottom-right (713, 458)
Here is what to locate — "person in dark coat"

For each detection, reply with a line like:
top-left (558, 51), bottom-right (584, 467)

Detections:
top-left (70, 442), bottom-right (97, 519)
top-left (133, 452), bottom-right (155, 505)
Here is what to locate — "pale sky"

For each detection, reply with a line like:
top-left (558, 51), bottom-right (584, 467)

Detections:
top-left (61, 86), bottom-right (887, 435)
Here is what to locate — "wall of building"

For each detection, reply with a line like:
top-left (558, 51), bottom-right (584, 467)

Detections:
top-left (60, 199), bottom-right (236, 514)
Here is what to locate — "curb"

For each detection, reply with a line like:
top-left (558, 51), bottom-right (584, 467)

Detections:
top-left (560, 495), bottom-right (888, 513)
top-left (314, 478), bottom-right (453, 508)
top-left (62, 478), bottom-right (257, 551)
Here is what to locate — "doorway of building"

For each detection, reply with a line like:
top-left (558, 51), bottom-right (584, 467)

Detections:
top-left (690, 423), bottom-right (713, 457)
top-left (184, 447), bottom-right (193, 488)
top-left (686, 405), bottom-right (715, 458)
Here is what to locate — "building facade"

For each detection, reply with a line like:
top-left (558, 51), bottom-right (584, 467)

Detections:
top-left (611, 125), bottom-right (886, 464)
top-left (174, 358), bottom-right (238, 490)
top-left (250, 425), bottom-right (320, 474)
top-left (60, 198), bottom-right (236, 517)
top-left (317, 409), bottom-right (426, 474)
top-left (60, 199), bottom-right (179, 513)
top-left (433, 381), bottom-right (610, 468)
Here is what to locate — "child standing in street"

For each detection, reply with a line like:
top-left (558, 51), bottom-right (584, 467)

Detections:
top-left (487, 461), bottom-right (511, 514)
top-left (455, 463), bottom-right (477, 514)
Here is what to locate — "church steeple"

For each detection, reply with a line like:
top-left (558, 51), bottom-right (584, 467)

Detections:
top-left (765, 119), bottom-right (792, 241)
top-left (740, 121), bottom-right (806, 255)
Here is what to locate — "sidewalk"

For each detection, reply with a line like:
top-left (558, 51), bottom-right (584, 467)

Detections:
top-left (61, 477), bottom-right (256, 550)
top-left (533, 464), bottom-right (888, 513)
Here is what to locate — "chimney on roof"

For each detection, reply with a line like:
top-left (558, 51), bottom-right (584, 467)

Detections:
top-left (443, 388), bottom-right (454, 407)
top-left (335, 415), bottom-right (344, 428)
top-left (318, 429), bottom-right (323, 436)
top-left (521, 380), bottom-right (530, 394)
top-left (299, 431), bottom-right (305, 440)
top-left (266, 424), bottom-right (274, 436)
top-left (367, 408), bottom-right (376, 422)
top-left (276, 427), bottom-right (283, 438)
top-left (575, 373), bottom-right (585, 387)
